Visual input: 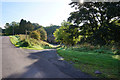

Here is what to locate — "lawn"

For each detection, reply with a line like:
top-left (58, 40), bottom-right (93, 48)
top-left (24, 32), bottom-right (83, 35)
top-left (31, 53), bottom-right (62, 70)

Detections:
top-left (57, 48), bottom-right (120, 78)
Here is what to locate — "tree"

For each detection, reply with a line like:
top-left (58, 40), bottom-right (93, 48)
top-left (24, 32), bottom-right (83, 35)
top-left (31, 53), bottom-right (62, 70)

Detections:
top-left (0, 27), bottom-right (2, 36)
top-left (54, 21), bottom-right (81, 45)
top-left (30, 30), bottom-right (41, 40)
top-left (19, 19), bottom-right (27, 34)
top-left (32, 23), bottom-right (42, 30)
top-left (44, 25), bottom-right (60, 44)
top-left (4, 22), bottom-right (19, 35)
top-left (68, 1), bottom-right (120, 45)
top-left (37, 28), bottom-right (47, 41)
top-left (5, 23), bottom-right (13, 35)
top-left (19, 19), bottom-right (34, 34)
top-left (11, 21), bottom-right (19, 34)
top-left (4, 23), bottom-right (10, 29)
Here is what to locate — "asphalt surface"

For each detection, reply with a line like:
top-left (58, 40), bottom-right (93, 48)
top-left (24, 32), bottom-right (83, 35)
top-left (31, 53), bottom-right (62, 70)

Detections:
top-left (2, 36), bottom-right (93, 78)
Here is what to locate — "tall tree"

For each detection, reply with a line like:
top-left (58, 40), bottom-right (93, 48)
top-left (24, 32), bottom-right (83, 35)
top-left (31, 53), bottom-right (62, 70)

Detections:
top-left (19, 19), bottom-right (34, 34)
top-left (68, 1), bottom-right (120, 45)
top-left (19, 19), bottom-right (27, 34)
top-left (4, 23), bottom-right (13, 35)
top-left (11, 21), bottom-right (19, 34)
top-left (26, 21), bottom-right (34, 31)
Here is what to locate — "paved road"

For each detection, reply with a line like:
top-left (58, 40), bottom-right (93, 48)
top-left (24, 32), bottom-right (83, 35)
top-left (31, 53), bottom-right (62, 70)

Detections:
top-left (2, 36), bottom-right (93, 78)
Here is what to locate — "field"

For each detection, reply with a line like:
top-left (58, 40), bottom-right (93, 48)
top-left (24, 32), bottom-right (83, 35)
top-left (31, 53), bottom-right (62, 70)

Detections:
top-left (57, 46), bottom-right (120, 78)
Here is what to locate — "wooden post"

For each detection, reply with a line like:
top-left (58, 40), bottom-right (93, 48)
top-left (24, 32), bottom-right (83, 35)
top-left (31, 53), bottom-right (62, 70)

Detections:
top-left (13, 27), bottom-right (14, 35)
top-left (25, 30), bottom-right (27, 40)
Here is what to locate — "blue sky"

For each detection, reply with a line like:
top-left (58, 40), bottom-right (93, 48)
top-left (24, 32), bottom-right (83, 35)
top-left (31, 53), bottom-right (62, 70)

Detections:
top-left (1, 0), bottom-right (75, 28)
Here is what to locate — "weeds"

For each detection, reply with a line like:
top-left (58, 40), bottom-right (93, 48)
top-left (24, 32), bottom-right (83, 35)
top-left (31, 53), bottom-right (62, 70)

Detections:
top-left (63, 43), bottom-right (120, 55)
top-left (10, 35), bottom-right (57, 50)
top-left (57, 48), bottom-right (120, 78)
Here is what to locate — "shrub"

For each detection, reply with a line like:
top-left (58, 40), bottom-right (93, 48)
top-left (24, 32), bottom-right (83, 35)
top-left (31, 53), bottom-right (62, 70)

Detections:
top-left (112, 44), bottom-right (120, 55)
top-left (10, 36), bottom-right (19, 45)
top-left (113, 50), bottom-right (120, 55)
top-left (29, 31), bottom-right (40, 40)
top-left (37, 28), bottom-right (47, 41)
top-left (20, 40), bottom-right (29, 47)
top-left (19, 34), bottom-right (26, 41)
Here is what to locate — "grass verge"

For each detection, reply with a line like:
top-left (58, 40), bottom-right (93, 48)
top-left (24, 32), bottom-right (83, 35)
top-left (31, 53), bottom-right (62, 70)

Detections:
top-left (57, 48), bottom-right (120, 78)
top-left (10, 35), bottom-right (58, 50)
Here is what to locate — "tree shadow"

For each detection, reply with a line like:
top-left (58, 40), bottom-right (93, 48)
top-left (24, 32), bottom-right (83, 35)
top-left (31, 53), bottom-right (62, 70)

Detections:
top-left (5, 49), bottom-right (71, 78)
top-left (5, 49), bottom-right (94, 78)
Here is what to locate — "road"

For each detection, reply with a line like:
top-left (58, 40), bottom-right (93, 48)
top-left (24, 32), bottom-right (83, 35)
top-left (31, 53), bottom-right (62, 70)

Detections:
top-left (2, 36), bottom-right (92, 78)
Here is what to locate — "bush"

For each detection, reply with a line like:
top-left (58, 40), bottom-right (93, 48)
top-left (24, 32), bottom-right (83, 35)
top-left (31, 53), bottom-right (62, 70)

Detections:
top-left (10, 36), bottom-right (19, 45)
top-left (37, 28), bottom-right (47, 41)
top-left (20, 40), bottom-right (29, 47)
top-left (113, 50), bottom-right (120, 55)
top-left (29, 31), bottom-right (40, 40)
top-left (63, 43), bottom-right (118, 55)
top-left (112, 44), bottom-right (120, 55)
top-left (19, 34), bottom-right (26, 41)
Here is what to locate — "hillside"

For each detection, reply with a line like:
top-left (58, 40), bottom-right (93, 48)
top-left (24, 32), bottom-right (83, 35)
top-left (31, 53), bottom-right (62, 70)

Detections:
top-left (10, 35), bottom-right (58, 50)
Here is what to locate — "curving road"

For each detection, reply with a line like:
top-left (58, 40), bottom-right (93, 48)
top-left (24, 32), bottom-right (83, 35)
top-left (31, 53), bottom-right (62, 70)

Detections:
top-left (2, 36), bottom-right (93, 78)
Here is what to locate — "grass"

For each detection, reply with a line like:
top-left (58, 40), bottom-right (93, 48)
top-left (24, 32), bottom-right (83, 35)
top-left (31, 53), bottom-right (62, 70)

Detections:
top-left (57, 47), bottom-right (120, 78)
top-left (10, 35), bottom-right (58, 50)
top-left (10, 35), bottom-right (120, 78)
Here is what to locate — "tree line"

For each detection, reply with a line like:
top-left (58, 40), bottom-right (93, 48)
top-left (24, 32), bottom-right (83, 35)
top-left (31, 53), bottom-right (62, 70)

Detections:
top-left (4, 19), bottom-right (47, 41)
top-left (4, 19), bottom-right (41, 35)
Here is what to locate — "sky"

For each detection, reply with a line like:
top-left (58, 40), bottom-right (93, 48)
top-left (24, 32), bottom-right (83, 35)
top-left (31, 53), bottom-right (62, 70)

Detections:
top-left (1, 0), bottom-right (75, 28)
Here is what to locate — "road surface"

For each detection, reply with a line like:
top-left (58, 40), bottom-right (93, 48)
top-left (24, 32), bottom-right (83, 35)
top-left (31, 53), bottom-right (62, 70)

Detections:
top-left (2, 36), bottom-right (92, 78)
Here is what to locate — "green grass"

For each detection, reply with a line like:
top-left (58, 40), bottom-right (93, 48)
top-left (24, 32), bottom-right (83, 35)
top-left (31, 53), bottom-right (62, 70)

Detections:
top-left (10, 35), bottom-right (58, 50)
top-left (10, 36), bottom-right (19, 46)
top-left (57, 48), bottom-right (120, 78)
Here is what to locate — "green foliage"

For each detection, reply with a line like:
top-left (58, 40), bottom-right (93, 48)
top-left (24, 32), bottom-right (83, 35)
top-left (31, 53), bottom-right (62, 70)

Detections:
top-left (19, 34), bottom-right (26, 41)
top-left (19, 19), bottom-right (34, 34)
top-left (37, 28), bottom-right (47, 41)
top-left (29, 27), bottom-right (47, 41)
top-left (10, 35), bottom-right (57, 50)
top-left (54, 21), bottom-right (81, 45)
top-left (64, 43), bottom-right (119, 55)
top-left (10, 36), bottom-right (19, 45)
top-left (57, 48), bottom-right (120, 78)
top-left (19, 40), bottom-right (29, 47)
top-left (32, 23), bottom-right (42, 30)
top-left (113, 50), bottom-right (120, 55)
top-left (44, 25), bottom-right (60, 35)
top-left (111, 44), bottom-right (120, 55)
top-left (68, 2), bottom-right (120, 45)
top-left (44, 25), bottom-right (60, 44)
top-left (10, 35), bottom-right (29, 47)
top-left (5, 19), bottom-right (42, 35)
top-left (30, 31), bottom-right (41, 40)
top-left (5, 22), bottom-right (14, 35)
top-left (0, 27), bottom-right (2, 36)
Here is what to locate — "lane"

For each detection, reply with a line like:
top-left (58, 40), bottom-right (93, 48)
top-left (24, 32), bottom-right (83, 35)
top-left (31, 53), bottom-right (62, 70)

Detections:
top-left (2, 36), bottom-right (70, 78)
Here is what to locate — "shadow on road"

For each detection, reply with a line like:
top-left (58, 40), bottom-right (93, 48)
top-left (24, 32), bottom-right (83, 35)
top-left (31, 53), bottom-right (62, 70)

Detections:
top-left (6, 49), bottom-right (94, 78)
